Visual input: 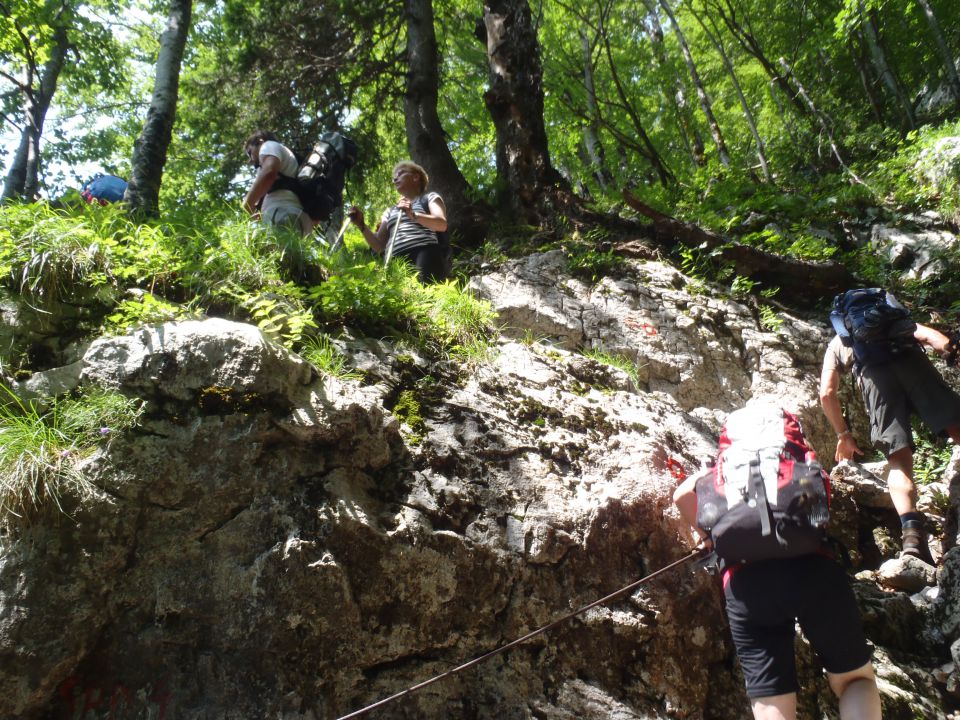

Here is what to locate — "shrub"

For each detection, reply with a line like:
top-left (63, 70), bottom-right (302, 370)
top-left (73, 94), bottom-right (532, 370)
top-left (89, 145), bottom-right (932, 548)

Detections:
top-left (299, 334), bottom-right (363, 380)
top-left (582, 347), bottom-right (642, 390)
top-left (0, 202), bottom-right (184, 304)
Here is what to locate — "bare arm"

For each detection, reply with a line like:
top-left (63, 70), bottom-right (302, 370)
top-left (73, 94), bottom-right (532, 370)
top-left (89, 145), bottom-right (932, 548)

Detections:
top-left (914, 323), bottom-right (950, 354)
top-left (819, 347), bottom-right (862, 462)
top-left (672, 474), bottom-right (709, 543)
top-left (242, 155), bottom-right (281, 215)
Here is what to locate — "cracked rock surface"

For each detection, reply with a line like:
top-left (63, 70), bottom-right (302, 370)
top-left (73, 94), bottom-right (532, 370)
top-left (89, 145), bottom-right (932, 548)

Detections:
top-left (2, 257), bottom-right (958, 718)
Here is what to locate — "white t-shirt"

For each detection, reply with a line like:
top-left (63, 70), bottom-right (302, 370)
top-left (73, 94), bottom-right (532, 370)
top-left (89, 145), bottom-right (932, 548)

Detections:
top-left (258, 140), bottom-right (302, 216)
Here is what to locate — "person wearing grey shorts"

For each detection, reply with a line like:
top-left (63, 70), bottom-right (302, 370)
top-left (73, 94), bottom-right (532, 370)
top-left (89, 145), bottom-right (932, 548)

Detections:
top-left (820, 323), bottom-right (960, 562)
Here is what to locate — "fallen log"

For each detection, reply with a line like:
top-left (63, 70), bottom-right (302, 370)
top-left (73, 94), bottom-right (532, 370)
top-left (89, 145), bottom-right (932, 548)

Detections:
top-left (622, 189), bottom-right (857, 305)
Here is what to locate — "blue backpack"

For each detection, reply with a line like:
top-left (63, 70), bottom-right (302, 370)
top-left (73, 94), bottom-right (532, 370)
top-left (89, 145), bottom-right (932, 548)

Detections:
top-left (829, 288), bottom-right (917, 367)
top-left (81, 174), bottom-right (127, 204)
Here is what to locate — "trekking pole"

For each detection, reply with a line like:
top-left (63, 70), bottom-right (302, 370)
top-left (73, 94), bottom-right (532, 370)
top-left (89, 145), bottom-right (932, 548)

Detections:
top-left (334, 545), bottom-right (709, 720)
top-left (328, 215), bottom-right (352, 253)
top-left (382, 209), bottom-right (403, 267)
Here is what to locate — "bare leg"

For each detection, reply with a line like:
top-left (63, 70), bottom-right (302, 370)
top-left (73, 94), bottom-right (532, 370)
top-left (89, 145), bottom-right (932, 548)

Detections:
top-left (827, 663), bottom-right (882, 720)
top-left (886, 446), bottom-right (916, 515)
top-left (750, 693), bottom-right (796, 720)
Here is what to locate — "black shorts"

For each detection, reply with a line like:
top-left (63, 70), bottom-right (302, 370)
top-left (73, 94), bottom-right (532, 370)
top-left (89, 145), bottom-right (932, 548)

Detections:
top-left (394, 244), bottom-right (447, 283)
top-left (859, 348), bottom-right (960, 456)
top-left (723, 554), bottom-right (872, 698)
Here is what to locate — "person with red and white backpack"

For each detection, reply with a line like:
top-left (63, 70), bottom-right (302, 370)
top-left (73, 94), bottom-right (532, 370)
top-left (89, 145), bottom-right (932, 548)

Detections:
top-left (673, 402), bottom-right (880, 720)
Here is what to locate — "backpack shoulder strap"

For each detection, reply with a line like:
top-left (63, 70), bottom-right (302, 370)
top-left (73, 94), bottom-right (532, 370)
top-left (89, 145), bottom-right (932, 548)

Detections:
top-left (748, 456), bottom-right (772, 537)
top-left (415, 193), bottom-right (436, 213)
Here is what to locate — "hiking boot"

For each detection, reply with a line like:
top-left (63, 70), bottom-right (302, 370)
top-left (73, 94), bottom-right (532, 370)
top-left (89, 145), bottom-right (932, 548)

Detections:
top-left (900, 526), bottom-right (935, 565)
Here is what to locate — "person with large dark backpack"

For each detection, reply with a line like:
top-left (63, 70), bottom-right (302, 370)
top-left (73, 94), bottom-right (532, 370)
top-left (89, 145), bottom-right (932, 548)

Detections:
top-left (242, 130), bottom-right (314, 237)
top-left (820, 287), bottom-right (960, 565)
top-left (692, 404), bottom-right (831, 566)
top-left (673, 402), bottom-right (880, 720)
top-left (347, 160), bottom-right (449, 283)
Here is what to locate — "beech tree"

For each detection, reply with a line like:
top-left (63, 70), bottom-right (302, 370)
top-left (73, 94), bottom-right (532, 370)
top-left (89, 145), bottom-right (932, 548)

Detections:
top-left (704, 0), bottom-right (811, 120)
top-left (540, 0), bottom-right (672, 192)
top-left (688, 1), bottom-right (771, 181)
top-left (641, 0), bottom-right (706, 169)
top-left (596, 5), bottom-right (673, 185)
top-left (1, 0), bottom-right (124, 201)
top-left (125, 0), bottom-right (192, 217)
top-left (858, 2), bottom-right (915, 132)
top-left (914, 0), bottom-right (960, 107)
top-left (5, 0), bottom-right (958, 220)
top-left (1, 21), bottom-right (67, 202)
top-left (576, 28), bottom-right (610, 190)
top-left (656, 0), bottom-right (730, 167)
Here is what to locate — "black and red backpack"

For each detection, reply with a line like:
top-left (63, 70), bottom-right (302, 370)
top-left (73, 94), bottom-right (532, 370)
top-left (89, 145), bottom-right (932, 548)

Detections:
top-left (695, 404), bottom-right (831, 565)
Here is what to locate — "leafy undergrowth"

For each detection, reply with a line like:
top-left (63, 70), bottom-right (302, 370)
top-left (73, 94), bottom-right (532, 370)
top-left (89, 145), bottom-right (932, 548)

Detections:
top-left (0, 201), bottom-right (498, 524)
top-left (621, 118), bottom-right (960, 319)
top-left (0, 202), bottom-right (497, 377)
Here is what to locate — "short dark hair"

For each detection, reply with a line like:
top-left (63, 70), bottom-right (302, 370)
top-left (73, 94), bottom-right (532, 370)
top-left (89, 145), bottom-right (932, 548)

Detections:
top-left (243, 130), bottom-right (278, 150)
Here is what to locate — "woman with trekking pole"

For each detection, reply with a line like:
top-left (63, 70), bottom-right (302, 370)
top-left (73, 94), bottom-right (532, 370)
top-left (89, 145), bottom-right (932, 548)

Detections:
top-left (347, 160), bottom-right (448, 283)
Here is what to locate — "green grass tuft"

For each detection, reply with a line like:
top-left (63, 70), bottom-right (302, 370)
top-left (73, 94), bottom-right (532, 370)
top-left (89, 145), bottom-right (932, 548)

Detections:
top-left (0, 384), bottom-right (143, 530)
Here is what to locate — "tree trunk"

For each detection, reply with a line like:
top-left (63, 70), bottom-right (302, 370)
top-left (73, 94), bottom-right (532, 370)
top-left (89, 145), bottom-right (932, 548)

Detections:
top-left (622, 189), bottom-right (857, 305)
top-left (482, 0), bottom-right (569, 222)
top-left (914, 0), bottom-right (960, 107)
top-left (579, 28), bottom-right (611, 190)
top-left (692, 6), bottom-right (771, 182)
top-left (641, 0), bottom-right (704, 168)
top-left (1, 25), bottom-right (68, 203)
top-left (859, 3), bottom-right (915, 132)
top-left (404, 0), bottom-right (481, 236)
top-left (849, 35), bottom-right (885, 125)
top-left (125, 0), bottom-right (192, 218)
top-left (657, 0), bottom-right (730, 167)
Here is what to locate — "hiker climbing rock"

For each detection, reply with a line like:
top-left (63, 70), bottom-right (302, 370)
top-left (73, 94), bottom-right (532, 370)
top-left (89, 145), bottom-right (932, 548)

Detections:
top-left (820, 287), bottom-right (960, 565)
top-left (673, 402), bottom-right (881, 720)
top-left (241, 130), bottom-right (314, 237)
top-left (347, 160), bottom-right (449, 283)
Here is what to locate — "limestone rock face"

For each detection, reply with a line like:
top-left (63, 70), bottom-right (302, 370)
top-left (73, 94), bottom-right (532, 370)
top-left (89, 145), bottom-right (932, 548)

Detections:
top-left (916, 136), bottom-right (960, 194)
top-left (871, 221), bottom-right (959, 282)
top-left (0, 285), bottom-right (111, 368)
top-left (469, 252), bottom-right (832, 445)
top-left (0, 257), bottom-right (955, 719)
